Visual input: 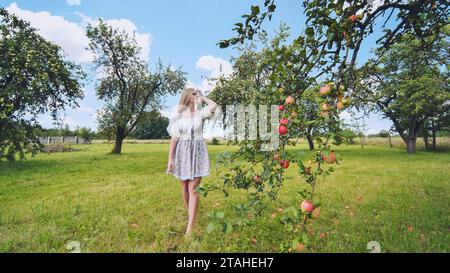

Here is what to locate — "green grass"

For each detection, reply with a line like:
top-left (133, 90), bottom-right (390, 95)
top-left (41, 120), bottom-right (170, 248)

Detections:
top-left (0, 143), bottom-right (449, 253)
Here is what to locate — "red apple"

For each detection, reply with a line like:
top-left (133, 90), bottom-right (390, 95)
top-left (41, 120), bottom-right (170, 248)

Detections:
top-left (280, 160), bottom-right (290, 169)
top-left (329, 151), bottom-right (336, 163)
top-left (321, 103), bottom-right (331, 111)
top-left (273, 154), bottom-right (281, 161)
top-left (319, 85), bottom-right (332, 96)
top-left (294, 243), bottom-right (306, 253)
top-left (349, 14), bottom-right (358, 22)
top-left (278, 105), bottom-right (285, 111)
top-left (300, 200), bottom-right (314, 213)
top-left (254, 175), bottom-right (262, 183)
top-left (280, 118), bottom-right (289, 125)
top-left (311, 207), bottom-right (321, 219)
top-left (336, 101), bottom-right (344, 110)
top-left (285, 96), bottom-right (295, 105)
top-left (322, 151), bottom-right (336, 164)
top-left (279, 125), bottom-right (288, 135)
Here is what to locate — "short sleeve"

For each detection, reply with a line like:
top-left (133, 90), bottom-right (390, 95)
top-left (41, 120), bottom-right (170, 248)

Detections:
top-left (167, 114), bottom-right (181, 138)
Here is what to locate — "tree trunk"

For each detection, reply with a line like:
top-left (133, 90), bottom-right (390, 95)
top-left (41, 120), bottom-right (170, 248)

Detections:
top-left (112, 126), bottom-right (126, 154)
top-left (407, 137), bottom-right (417, 153)
top-left (306, 134), bottom-right (314, 150)
top-left (388, 134), bottom-right (393, 148)
top-left (359, 135), bottom-right (365, 149)
top-left (431, 121), bottom-right (437, 150)
top-left (423, 134), bottom-right (429, 150)
top-left (406, 119), bottom-right (420, 154)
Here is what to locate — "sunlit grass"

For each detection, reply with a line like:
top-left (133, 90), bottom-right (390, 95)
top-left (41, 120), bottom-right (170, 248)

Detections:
top-left (0, 142), bottom-right (448, 252)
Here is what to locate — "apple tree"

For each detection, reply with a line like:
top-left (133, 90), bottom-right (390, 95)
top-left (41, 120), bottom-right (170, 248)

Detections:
top-left (86, 20), bottom-right (186, 154)
top-left (0, 8), bottom-right (86, 161)
top-left (354, 32), bottom-right (449, 153)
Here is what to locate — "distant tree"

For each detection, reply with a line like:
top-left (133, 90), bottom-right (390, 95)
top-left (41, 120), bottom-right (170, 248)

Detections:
top-left (130, 110), bottom-right (170, 139)
top-left (379, 130), bottom-right (390, 138)
top-left (421, 107), bottom-right (450, 149)
top-left (340, 129), bottom-right (357, 145)
top-left (74, 127), bottom-right (96, 142)
top-left (355, 32), bottom-right (449, 153)
top-left (87, 20), bottom-right (186, 154)
top-left (0, 8), bottom-right (85, 160)
top-left (292, 87), bottom-right (324, 150)
top-left (62, 124), bottom-right (72, 137)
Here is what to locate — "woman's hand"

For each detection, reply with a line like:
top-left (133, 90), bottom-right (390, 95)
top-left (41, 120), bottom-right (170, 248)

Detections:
top-left (167, 158), bottom-right (174, 174)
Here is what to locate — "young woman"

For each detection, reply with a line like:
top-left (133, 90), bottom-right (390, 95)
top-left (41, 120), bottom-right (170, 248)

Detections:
top-left (166, 88), bottom-right (218, 237)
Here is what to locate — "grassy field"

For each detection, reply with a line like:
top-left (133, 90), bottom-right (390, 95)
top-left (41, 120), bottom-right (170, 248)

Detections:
top-left (0, 142), bottom-right (449, 253)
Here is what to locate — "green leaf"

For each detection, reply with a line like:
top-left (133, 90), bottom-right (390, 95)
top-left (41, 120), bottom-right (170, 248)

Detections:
top-left (286, 223), bottom-right (294, 232)
top-left (225, 223), bottom-right (233, 234)
top-left (251, 5), bottom-right (260, 16)
top-left (216, 211), bottom-right (225, 219)
top-left (207, 222), bottom-right (216, 233)
top-left (305, 27), bottom-right (314, 37)
top-left (297, 160), bottom-right (305, 173)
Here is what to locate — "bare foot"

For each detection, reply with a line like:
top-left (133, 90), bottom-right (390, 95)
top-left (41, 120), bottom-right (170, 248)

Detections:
top-left (184, 229), bottom-right (192, 238)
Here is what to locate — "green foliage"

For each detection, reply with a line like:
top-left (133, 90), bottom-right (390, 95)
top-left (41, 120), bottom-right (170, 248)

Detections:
top-left (129, 110), bottom-right (170, 140)
top-left (378, 130), bottom-right (390, 138)
top-left (355, 33), bottom-right (450, 152)
top-left (340, 129), bottom-right (358, 144)
top-left (0, 8), bottom-right (86, 161)
top-left (211, 137), bottom-right (220, 145)
top-left (76, 127), bottom-right (95, 142)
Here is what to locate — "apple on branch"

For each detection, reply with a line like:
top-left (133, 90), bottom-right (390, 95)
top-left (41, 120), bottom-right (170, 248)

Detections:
top-left (300, 200), bottom-right (314, 214)
top-left (285, 96), bottom-right (295, 105)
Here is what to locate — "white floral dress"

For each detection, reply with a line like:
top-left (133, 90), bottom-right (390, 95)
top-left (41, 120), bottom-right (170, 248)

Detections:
top-left (166, 107), bottom-right (213, 180)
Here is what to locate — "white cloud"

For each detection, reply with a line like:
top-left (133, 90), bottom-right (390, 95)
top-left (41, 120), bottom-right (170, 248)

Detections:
top-left (187, 55), bottom-right (233, 94)
top-left (6, 3), bottom-right (152, 63)
top-left (7, 2), bottom-right (93, 62)
top-left (66, 0), bottom-right (81, 6)
top-left (196, 55), bottom-right (233, 77)
top-left (75, 12), bottom-right (152, 62)
top-left (77, 105), bottom-right (94, 114)
top-left (104, 18), bottom-right (152, 61)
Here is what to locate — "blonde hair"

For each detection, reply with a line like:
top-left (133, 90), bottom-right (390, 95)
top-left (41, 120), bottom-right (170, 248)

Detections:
top-left (177, 88), bottom-right (197, 113)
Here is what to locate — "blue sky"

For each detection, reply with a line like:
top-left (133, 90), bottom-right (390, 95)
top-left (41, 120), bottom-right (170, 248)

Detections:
top-left (3, 0), bottom-right (393, 135)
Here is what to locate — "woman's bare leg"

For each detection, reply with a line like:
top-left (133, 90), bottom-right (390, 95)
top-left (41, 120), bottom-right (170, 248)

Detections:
top-left (185, 177), bottom-right (201, 236)
top-left (180, 180), bottom-right (189, 210)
